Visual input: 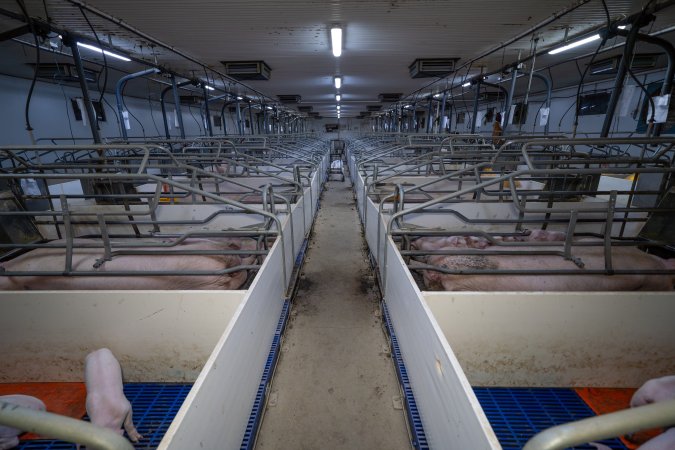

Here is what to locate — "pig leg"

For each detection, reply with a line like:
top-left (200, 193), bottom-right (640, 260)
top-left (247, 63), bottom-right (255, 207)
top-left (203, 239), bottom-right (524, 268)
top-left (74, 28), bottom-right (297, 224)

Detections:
top-left (638, 428), bottom-right (675, 450)
top-left (123, 405), bottom-right (142, 442)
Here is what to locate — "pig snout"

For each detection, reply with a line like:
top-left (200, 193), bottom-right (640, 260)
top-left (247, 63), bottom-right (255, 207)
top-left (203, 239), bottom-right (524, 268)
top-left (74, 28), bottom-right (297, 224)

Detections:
top-left (85, 348), bottom-right (142, 444)
top-left (0, 395), bottom-right (46, 450)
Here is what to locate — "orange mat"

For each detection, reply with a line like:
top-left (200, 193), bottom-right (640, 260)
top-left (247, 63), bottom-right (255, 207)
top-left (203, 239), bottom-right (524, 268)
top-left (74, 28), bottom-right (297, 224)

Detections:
top-left (575, 387), bottom-right (663, 449)
top-left (0, 383), bottom-right (86, 440)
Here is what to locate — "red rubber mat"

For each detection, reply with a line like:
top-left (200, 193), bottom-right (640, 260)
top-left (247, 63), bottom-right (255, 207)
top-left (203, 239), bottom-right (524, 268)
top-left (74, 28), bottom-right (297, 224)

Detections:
top-left (575, 387), bottom-right (663, 449)
top-left (0, 383), bottom-right (86, 440)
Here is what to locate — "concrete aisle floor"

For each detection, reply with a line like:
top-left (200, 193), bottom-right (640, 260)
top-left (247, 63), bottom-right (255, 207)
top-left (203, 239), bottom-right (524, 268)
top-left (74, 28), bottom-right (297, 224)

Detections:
top-left (255, 174), bottom-right (411, 450)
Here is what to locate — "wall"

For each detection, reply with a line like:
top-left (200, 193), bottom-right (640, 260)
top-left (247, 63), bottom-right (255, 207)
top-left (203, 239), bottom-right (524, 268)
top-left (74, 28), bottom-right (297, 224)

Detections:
top-left (448, 69), bottom-right (672, 137)
top-left (0, 74), bottom-right (255, 145)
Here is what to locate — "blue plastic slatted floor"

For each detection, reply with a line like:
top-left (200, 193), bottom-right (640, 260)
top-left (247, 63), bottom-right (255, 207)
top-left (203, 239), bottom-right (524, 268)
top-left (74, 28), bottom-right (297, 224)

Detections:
top-left (474, 387), bottom-right (628, 450)
top-left (18, 383), bottom-right (192, 450)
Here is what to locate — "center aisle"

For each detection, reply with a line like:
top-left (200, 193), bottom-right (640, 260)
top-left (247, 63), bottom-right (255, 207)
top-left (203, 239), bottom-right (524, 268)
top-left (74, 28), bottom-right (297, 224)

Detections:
top-left (255, 171), bottom-right (410, 449)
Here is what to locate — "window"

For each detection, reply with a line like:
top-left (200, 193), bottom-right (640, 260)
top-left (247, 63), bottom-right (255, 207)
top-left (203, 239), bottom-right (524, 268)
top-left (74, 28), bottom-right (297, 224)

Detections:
top-left (578, 92), bottom-right (610, 116)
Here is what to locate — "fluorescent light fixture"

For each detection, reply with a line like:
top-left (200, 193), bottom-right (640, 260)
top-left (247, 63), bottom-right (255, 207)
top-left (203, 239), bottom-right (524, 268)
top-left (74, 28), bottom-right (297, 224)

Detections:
top-left (548, 34), bottom-right (600, 55)
top-left (462, 82), bottom-right (471, 87)
top-left (236, 96), bottom-right (243, 100)
top-left (434, 93), bottom-right (442, 98)
top-left (618, 25), bottom-right (627, 29)
top-left (266, 106), bottom-right (273, 110)
top-left (77, 42), bottom-right (131, 62)
top-left (331, 27), bottom-right (342, 57)
top-left (337, 105), bottom-right (341, 110)
top-left (335, 94), bottom-right (341, 102)
top-left (204, 85), bottom-right (215, 91)
top-left (334, 75), bottom-right (342, 89)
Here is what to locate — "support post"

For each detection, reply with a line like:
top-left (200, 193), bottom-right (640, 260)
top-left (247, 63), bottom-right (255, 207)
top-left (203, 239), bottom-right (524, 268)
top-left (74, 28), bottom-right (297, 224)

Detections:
top-left (503, 65), bottom-right (519, 134)
top-left (470, 81), bottom-right (481, 134)
top-left (600, 25), bottom-right (640, 137)
top-left (66, 37), bottom-right (101, 143)
top-left (201, 84), bottom-right (213, 137)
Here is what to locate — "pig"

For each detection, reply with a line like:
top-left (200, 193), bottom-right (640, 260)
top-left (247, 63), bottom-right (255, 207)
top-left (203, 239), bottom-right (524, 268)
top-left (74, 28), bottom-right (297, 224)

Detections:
top-left (412, 233), bottom-right (675, 291)
top-left (0, 237), bottom-right (257, 291)
top-left (630, 376), bottom-right (675, 450)
top-left (631, 375), bottom-right (675, 408)
top-left (84, 348), bottom-right (141, 445)
top-left (0, 395), bottom-right (46, 450)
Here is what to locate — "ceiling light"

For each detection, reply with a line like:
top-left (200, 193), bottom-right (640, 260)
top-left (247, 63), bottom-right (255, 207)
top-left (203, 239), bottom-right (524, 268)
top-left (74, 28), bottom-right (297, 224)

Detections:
top-left (331, 27), bottom-right (342, 57)
top-left (335, 94), bottom-right (341, 102)
top-left (433, 93), bottom-right (442, 98)
top-left (334, 75), bottom-right (342, 89)
top-left (337, 105), bottom-right (341, 110)
top-left (204, 85), bottom-right (215, 91)
top-left (548, 34), bottom-right (600, 55)
top-left (462, 82), bottom-right (471, 87)
top-left (236, 96), bottom-right (243, 100)
top-left (77, 42), bottom-right (131, 62)
top-left (618, 25), bottom-right (627, 30)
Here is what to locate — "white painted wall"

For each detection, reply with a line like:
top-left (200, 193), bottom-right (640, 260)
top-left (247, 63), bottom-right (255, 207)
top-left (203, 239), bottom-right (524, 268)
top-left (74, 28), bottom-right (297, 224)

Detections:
top-left (0, 74), bottom-right (253, 145)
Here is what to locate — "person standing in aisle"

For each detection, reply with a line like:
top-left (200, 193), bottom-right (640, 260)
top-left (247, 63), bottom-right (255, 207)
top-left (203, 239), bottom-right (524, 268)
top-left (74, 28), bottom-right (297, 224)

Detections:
top-left (492, 112), bottom-right (504, 147)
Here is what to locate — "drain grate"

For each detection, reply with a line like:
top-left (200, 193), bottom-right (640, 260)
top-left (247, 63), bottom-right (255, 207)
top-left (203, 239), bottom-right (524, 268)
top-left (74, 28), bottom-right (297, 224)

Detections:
top-left (474, 387), bottom-right (628, 450)
top-left (18, 383), bottom-right (192, 450)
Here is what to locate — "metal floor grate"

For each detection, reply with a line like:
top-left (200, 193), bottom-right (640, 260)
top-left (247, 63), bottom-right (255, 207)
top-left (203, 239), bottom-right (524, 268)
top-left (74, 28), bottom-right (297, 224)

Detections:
top-left (474, 387), bottom-right (628, 450)
top-left (18, 383), bottom-right (192, 450)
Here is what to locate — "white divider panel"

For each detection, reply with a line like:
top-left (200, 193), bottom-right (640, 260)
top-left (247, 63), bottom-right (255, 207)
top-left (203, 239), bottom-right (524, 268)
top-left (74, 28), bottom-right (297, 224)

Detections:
top-left (160, 236), bottom-right (287, 450)
top-left (0, 290), bottom-right (244, 382)
top-left (383, 237), bottom-right (499, 449)
top-left (424, 291), bottom-right (675, 388)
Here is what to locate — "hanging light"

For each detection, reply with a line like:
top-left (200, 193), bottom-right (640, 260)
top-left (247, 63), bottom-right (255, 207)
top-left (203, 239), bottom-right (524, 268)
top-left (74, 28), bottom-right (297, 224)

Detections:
top-left (334, 75), bottom-right (342, 89)
top-left (335, 93), bottom-right (341, 102)
top-left (77, 42), bottom-right (130, 62)
top-left (331, 26), bottom-right (342, 57)
top-left (548, 34), bottom-right (600, 55)
top-left (462, 82), bottom-right (471, 87)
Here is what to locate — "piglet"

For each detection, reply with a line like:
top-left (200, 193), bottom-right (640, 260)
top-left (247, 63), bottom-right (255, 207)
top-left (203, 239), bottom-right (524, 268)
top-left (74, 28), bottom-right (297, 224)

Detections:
top-left (84, 348), bottom-right (142, 445)
top-left (631, 375), bottom-right (675, 450)
top-left (0, 395), bottom-right (46, 450)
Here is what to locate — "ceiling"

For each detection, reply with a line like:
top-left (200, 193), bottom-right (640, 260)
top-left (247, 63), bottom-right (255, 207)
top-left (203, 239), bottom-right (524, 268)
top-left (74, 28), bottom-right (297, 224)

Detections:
top-left (1, 0), bottom-right (675, 120)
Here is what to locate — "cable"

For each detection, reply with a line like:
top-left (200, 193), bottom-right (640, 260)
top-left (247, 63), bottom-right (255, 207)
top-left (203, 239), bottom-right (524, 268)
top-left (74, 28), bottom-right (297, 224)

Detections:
top-left (79, 7), bottom-right (108, 111)
top-left (572, 34), bottom-right (607, 135)
top-left (187, 104), bottom-right (202, 135)
top-left (52, 56), bottom-right (76, 143)
top-left (121, 96), bottom-right (146, 139)
top-left (146, 80), bottom-right (161, 136)
top-left (15, 0), bottom-right (40, 140)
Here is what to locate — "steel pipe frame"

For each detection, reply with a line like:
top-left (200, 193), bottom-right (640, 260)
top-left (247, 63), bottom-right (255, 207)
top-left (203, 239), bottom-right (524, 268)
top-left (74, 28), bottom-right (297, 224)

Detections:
top-left (0, 402), bottom-right (134, 450)
top-left (115, 68), bottom-right (161, 140)
top-left (64, 35), bottom-right (102, 144)
top-left (524, 399), bottom-right (675, 450)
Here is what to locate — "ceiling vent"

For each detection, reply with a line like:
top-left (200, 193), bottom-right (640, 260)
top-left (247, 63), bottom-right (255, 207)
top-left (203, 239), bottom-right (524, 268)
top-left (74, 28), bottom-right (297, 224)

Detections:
top-left (589, 53), bottom-right (661, 76)
top-left (480, 91), bottom-right (506, 101)
top-left (221, 60), bottom-right (271, 80)
top-left (180, 95), bottom-right (203, 105)
top-left (277, 95), bottom-right (301, 104)
top-left (366, 105), bottom-right (382, 112)
top-left (298, 105), bottom-right (313, 112)
top-left (378, 93), bottom-right (402, 103)
top-left (409, 58), bottom-right (459, 78)
top-left (31, 63), bottom-right (97, 83)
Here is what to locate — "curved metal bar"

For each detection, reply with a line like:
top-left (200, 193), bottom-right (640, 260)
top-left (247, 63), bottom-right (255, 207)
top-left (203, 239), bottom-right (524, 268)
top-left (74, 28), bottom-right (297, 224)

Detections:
top-left (0, 401), bottom-right (134, 450)
top-left (523, 399), bottom-right (675, 450)
top-left (115, 68), bottom-right (161, 140)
